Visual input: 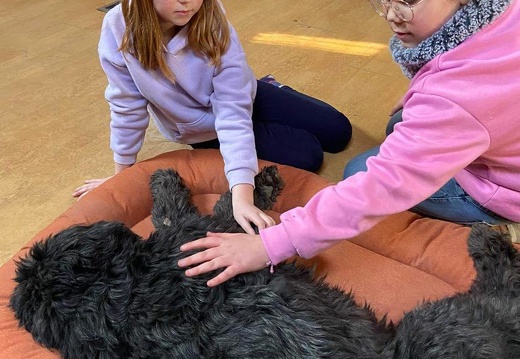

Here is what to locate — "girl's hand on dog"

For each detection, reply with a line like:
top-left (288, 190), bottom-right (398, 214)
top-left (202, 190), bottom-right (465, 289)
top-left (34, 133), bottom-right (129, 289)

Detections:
top-left (179, 232), bottom-right (270, 286)
top-left (232, 184), bottom-right (276, 234)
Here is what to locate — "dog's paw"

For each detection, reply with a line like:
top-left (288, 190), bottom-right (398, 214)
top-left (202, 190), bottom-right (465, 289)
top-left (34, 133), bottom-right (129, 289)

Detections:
top-left (150, 169), bottom-right (184, 198)
top-left (253, 166), bottom-right (285, 210)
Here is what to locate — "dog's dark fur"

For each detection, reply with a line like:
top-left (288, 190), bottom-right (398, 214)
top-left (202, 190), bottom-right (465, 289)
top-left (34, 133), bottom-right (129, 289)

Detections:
top-left (9, 166), bottom-right (520, 358)
top-left (390, 224), bottom-right (520, 359)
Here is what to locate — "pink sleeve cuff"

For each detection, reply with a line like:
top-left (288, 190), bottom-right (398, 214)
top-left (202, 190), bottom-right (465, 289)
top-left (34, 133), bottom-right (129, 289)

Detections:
top-left (259, 223), bottom-right (297, 265)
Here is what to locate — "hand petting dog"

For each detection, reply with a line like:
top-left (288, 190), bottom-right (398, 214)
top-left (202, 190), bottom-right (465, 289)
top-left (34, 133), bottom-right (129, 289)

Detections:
top-left (179, 232), bottom-right (270, 287)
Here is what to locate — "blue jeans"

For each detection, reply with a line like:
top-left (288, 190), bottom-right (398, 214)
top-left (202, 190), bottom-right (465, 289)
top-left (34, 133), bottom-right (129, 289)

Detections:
top-left (343, 110), bottom-right (510, 225)
top-left (192, 80), bottom-right (352, 173)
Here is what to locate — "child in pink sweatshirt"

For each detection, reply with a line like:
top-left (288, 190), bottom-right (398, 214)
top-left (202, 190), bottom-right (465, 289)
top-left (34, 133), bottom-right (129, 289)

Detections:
top-left (179, 0), bottom-right (520, 286)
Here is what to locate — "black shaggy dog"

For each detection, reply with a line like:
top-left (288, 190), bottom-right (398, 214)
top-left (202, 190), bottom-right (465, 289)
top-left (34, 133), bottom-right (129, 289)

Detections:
top-left (9, 166), bottom-right (520, 359)
top-left (10, 166), bottom-right (391, 359)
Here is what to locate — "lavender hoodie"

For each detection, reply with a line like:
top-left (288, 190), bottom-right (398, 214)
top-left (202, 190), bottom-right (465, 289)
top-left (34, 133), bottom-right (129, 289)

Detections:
top-left (99, 5), bottom-right (258, 189)
top-left (261, 0), bottom-right (520, 265)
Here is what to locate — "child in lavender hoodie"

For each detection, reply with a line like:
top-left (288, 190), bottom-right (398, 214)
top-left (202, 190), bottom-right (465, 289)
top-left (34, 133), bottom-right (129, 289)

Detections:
top-left (73, 0), bottom-right (351, 234)
top-left (179, 0), bottom-right (520, 286)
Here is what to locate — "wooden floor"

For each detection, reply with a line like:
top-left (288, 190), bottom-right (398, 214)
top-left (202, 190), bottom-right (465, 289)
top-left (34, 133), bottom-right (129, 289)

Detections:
top-left (0, 0), bottom-right (408, 266)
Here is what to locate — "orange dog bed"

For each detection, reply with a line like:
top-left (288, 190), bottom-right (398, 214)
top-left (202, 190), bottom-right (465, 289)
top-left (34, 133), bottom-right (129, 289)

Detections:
top-left (0, 149), bottom-right (497, 358)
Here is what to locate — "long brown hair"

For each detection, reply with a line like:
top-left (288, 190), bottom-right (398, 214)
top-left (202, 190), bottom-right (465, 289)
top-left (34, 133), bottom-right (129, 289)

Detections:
top-left (120, 0), bottom-right (230, 82)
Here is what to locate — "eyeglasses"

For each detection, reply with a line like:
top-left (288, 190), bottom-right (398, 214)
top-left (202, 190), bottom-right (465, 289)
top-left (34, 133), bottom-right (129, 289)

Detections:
top-left (368, 0), bottom-right (425, 22)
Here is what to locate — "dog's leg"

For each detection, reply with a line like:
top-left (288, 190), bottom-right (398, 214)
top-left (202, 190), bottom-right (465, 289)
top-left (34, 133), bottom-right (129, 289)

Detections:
top-left (150, 169), bottom-right (200, 230)
top-left (253, 165), bottom-right (285, 211)
top-left (468, 224), bottom-right (520, 296)
top-left (212, 166), bottom-right (285, 223)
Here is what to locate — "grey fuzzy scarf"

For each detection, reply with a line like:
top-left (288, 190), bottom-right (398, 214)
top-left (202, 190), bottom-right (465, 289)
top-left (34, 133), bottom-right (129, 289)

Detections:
top-left (390, 0), bottom-right (512, 79)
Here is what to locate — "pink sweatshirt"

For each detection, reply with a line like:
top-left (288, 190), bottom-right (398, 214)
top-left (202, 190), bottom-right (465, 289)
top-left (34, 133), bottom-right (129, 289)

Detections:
top-left (260, 0), bottom-right (520, 265)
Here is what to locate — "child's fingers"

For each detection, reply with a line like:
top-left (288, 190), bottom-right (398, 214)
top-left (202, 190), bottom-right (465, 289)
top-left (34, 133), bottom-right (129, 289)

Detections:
top-left (206, 267), bottom-right (240, 287)
top-left (179, 236), bottom-right (222, 252)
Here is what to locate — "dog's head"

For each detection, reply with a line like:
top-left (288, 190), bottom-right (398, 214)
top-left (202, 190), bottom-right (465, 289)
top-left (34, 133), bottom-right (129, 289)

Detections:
top-left (9, 221), bottom-right (139, 350)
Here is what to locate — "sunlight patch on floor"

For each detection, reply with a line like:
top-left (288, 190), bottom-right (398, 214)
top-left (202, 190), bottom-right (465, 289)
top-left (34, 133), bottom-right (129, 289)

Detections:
top-left (251, 33), bottom-right (387, 56)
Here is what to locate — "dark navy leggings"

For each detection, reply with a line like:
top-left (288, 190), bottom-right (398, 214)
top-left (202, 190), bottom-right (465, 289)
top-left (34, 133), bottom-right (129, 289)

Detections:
top-left (192, 80), bottom-right (352, 172)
